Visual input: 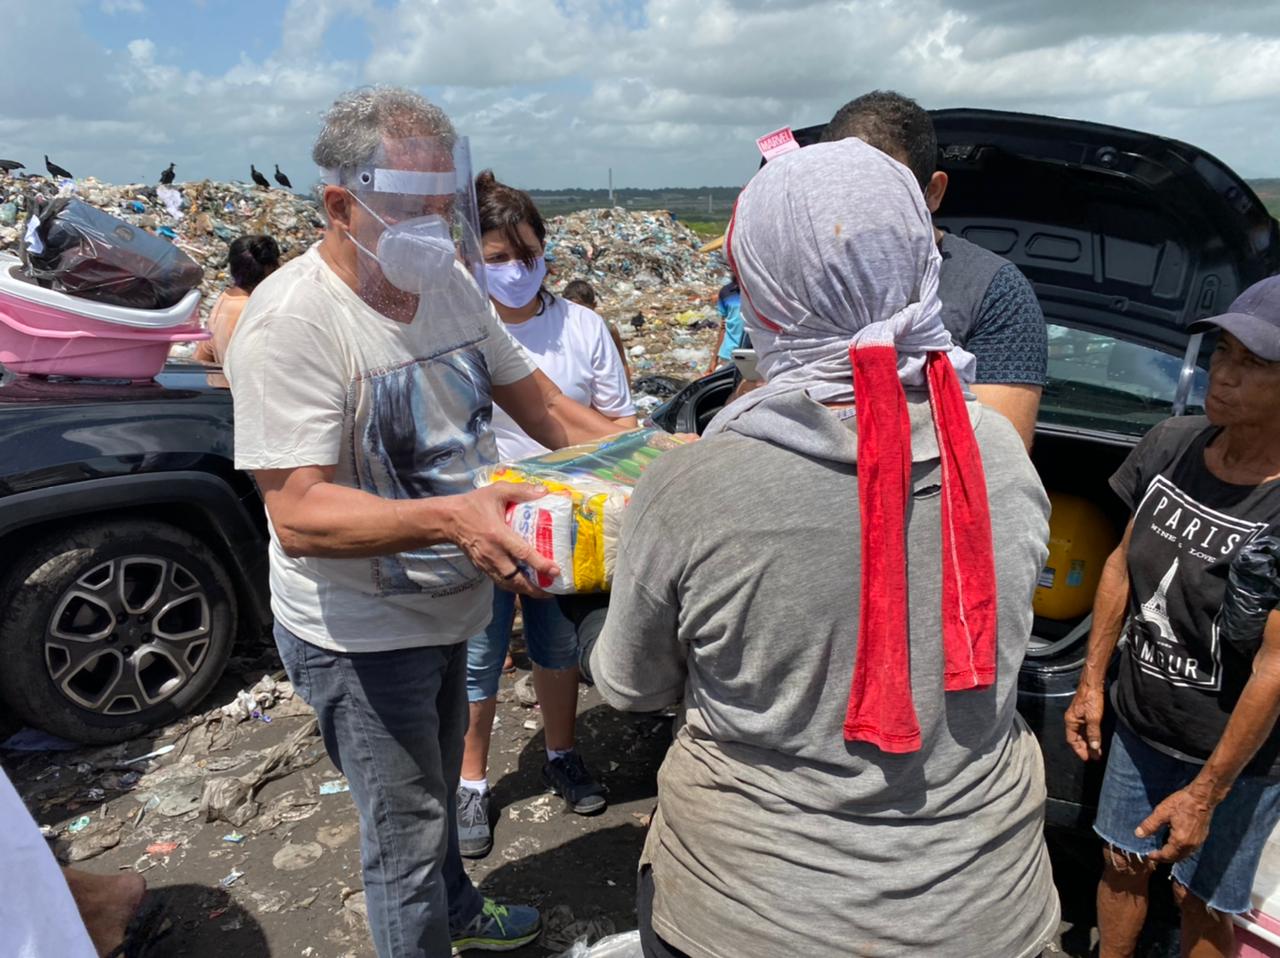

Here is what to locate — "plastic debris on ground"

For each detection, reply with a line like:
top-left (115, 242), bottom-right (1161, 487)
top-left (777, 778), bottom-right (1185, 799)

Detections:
top-left (555, 930), bottom-right (644, 958)
top-left (0, 728), bottom-right (81, 752)
top-left (219, 867), bottom-right (245, 888)
top-left (319, 779), bottom-right (351, 796)
top-left (541, 903), bottom-right (620, 952)
top-left (199, 718), bottom-right (325, 826)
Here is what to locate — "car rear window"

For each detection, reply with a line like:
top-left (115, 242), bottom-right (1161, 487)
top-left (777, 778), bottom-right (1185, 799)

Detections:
top-left (1039, 323), bottom-right (1206, 436)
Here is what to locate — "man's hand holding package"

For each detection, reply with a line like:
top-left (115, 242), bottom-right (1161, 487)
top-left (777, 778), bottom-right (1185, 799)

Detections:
top-left (255, 465), bottom-right (557, 596)
top-left (442, 482), bottom-right (557, 597)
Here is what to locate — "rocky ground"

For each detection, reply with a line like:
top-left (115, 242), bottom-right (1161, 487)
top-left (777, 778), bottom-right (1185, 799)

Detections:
top-left (2, 623), bottom-right (1192, 958)
top-left (3, 631), bottom-right (672, 958)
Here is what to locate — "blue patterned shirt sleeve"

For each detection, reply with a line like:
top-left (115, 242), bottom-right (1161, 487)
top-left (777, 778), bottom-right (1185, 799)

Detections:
top-left (967, 264), bottom-right (1048, 386)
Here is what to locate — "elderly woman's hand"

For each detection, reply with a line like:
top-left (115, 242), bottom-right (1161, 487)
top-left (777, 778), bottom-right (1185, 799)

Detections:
top-left (1137, 779), bottom-right (1220, 864)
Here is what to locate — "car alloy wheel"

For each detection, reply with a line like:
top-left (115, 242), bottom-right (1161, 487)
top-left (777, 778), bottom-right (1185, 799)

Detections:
top-left (45, 555), bottom-right (213, 716)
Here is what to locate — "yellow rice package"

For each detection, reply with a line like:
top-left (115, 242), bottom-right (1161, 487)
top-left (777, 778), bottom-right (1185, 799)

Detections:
top-left (480, 428), bottom-right (694, 593)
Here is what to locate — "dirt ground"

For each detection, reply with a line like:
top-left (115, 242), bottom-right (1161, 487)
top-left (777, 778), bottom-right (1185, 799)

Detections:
top-left (3, 633), bottom-right (1180, 958)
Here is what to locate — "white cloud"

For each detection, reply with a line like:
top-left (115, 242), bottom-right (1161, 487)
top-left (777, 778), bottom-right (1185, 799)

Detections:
top-left (101, 0), bottom-right (145, 13)
top-left (2, 0), bottom-right (1279, 188)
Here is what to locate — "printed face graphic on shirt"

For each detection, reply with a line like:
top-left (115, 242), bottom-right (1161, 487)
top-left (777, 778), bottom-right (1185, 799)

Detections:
top-left (349, 346), bottom-right (498, 597)
top-left (1129, 474), bottom-right (1267, 690)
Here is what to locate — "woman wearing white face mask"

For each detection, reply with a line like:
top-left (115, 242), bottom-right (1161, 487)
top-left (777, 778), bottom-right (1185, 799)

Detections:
top-left (455, 171), bottom-right (638, 859)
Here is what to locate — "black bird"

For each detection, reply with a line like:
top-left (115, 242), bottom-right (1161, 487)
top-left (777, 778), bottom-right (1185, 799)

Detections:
top-left (0, 159), bottom-right (23, 176)
top-left (159, 162), bottom-right (176, 185)
top-left (45, 155), bottom-right (73, 180)
top-left (250, 164), bottom-right (270, 190)
top-left (630, 312), bottom-right (645, 331)
top-left (274, 164), bottom-right (292, 190)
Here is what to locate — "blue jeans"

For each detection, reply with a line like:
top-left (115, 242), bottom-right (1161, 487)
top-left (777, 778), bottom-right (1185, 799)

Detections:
top-left (1094, 721), bottom-right (1280, 914)
top-left (466, 590), bottom-right (579, 703)
top-left (274, 623), bottom-right (484, 958)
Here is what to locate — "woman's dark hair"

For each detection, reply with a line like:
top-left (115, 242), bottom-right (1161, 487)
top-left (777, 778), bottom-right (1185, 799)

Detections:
top-left (475, 169), bottom-right (552, 310)
top-left (562, 279), bottom-right (597, 308)
top-left (228, 234), bottom-right (281, 292)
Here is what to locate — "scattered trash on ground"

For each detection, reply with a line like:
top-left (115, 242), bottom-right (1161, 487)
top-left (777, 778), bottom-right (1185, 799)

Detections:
top-left (271, 840), bottom-right (325, 872)
top-left (542, 903), bottom-right (620, 952)
top-left (318, 779), bottom-right (351, 796)
top-left (1, 728), bottom-right (81, 752)
top-left (218, 867), bottom-right (245, 888)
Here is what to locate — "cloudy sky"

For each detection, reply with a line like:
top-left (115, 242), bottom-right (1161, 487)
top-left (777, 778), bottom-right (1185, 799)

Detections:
top-left (2, 0), bottom-right (1279, 192)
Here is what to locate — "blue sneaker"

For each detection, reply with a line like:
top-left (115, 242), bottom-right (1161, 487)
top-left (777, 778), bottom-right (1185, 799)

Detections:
top-left (450, 899), bottom-right (540, 953)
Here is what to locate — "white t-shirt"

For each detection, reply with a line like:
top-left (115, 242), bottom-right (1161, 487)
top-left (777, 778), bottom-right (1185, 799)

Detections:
top-left (1, 768), bottom-right (97, 958)
top-left (226, 244), bottom-right (536, 653)
top-left (491, 296), bottom-right (634, 460)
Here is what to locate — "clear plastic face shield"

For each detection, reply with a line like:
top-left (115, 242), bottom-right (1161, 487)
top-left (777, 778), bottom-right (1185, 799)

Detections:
top-left (322, 135), bottom-right (490, 333)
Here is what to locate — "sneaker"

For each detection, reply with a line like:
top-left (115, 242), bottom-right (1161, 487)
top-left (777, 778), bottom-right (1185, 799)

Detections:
top-left (542, 751), bottom-right (608, 815)
top-left (456, 786), bottom-right (493, 859)
top-left (451, 898), bottom-right (540, 953)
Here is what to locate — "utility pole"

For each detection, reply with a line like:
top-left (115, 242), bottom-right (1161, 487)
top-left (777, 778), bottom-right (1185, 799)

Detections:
top-left (708, 192), bottom-right (713, 216)
top-left (608, 168), bottom-right (614, 206)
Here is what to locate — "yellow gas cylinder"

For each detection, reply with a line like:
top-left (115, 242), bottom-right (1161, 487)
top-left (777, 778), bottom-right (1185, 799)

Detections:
top-left (1034, 492), bottom-right (1119, 621)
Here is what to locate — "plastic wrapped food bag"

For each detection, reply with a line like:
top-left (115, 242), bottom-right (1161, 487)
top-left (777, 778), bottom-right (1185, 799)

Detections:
top-left (482, 428), bottom-right (694, 593)
top-left (1219, 536), bottom-right (1280, 654)
top-left (18, 196), bottom-right (203, 309)
top-left (555, 931), bottom-right (643, 958)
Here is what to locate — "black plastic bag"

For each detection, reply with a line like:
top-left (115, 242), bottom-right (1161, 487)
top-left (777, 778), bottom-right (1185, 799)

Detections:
top-left (18, 195), bottom-right (202, 309)
top-left (1219, 536), bottom-right (1280, 654)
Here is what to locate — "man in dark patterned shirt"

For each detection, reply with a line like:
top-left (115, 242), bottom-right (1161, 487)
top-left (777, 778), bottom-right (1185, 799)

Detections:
top-left (822, 91), bottom-right (1047, 449)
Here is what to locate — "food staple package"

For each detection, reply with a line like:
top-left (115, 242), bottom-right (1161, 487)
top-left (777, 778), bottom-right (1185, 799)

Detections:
top-left (481, 428), bottom-right (694, 593)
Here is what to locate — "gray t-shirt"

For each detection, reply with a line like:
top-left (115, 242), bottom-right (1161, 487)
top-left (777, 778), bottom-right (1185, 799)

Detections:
top-left (938, 232), bottom-right (1048, 387)
top-left (589, 393), bottom-right (1059, 958)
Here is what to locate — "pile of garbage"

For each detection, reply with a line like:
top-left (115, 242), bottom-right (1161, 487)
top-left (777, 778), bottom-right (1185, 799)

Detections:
top-left (546, 208), bottom-right (726, 294)
top-left (0, 178), bottom-right (728, 395)
top-left (0, 176), bottom-right (324, 320)
top-left (545, 208), bottom-right (730, 398)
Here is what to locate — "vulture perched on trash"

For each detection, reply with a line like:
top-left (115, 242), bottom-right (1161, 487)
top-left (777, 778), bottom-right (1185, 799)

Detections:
top-left (274, 164), bottom-right (292, 189)
top-left (45, 155), bottom-right (73, 179)
top-left (0, 159), bottom-right (23, 176)
top-left (159, 163), bottom-right (176, 185)
top-left (250, 164), bottom-right (271, 189)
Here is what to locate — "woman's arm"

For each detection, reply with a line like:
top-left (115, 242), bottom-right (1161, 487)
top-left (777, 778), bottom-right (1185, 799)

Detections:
top-left (1064, 520), bottom-right (1135, 761)
top-left (494, 369), bottom-right (622, 449)
top-left (1139, 611), bottom-right (1280, 864)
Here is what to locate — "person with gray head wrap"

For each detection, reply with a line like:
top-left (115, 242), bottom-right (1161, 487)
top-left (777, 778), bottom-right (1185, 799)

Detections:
top-left (585, 138), bottom-right (1059, 957)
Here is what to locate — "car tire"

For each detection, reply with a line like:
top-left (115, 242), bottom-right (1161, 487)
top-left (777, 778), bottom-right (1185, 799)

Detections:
top-left (0, 519), bottom-right (237, 744)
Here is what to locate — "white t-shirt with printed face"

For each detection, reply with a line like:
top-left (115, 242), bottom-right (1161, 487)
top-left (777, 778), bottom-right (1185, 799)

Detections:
top-left (225, 244), bottom-right (536, 653)
top-left (490, 296), bottom-right (634, 461)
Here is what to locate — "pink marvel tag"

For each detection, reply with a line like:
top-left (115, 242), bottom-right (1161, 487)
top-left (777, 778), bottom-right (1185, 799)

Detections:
top-left (756, 127), bottom-right (800, 161)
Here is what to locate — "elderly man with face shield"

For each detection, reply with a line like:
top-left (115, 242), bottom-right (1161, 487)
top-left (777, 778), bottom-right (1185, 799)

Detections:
top-left (225, 86), bottom-right (621, 957)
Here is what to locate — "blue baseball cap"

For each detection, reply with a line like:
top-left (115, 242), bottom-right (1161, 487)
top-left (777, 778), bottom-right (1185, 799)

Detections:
top-left (1189, 275), bottom-right (1280, 362)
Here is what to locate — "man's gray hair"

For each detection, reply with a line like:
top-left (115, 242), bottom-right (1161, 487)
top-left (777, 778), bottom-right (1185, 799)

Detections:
top-left (312, 85), bottom-right (456, 185)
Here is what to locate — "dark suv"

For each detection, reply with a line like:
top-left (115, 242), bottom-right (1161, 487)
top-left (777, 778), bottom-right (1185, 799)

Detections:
top-left (0, 363), bottom-right (270, 743)
top-left (652, 109), bottom-right (1280, 828)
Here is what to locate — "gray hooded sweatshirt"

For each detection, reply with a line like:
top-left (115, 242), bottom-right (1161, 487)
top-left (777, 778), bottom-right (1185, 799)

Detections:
top-left (588, 391), bottom-right (1059, 958)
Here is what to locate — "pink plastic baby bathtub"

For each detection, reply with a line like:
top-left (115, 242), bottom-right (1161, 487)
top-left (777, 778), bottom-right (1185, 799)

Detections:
top-left (0, 255), bottom-right (207, 380)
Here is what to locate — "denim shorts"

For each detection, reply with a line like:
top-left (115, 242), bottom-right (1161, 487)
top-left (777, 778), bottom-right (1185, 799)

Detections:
top-left (465, 589), bottom-right (579, 702)
top-left (1094, 721), bottom-right (1280, 914)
